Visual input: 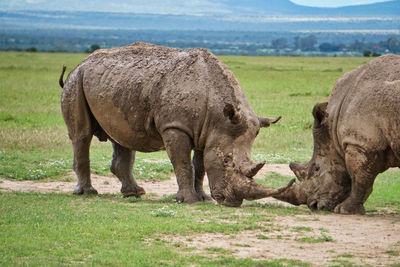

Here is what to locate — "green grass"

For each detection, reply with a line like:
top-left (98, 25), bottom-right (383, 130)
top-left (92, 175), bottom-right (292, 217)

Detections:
top-left (0, 191), bottom-right (309, 266)
top-left (365, 169), bottom-right (400, 213)
top-left (256, 234), bottom-right (271, 240)
top-left (385, 250), bottom-right (400, 256)
top-left (297, 233), bottom-right (334, 243)
top-left (293, 226), bottom-right (312, 232)
top-left (204, 247), bottom-right (235, 254)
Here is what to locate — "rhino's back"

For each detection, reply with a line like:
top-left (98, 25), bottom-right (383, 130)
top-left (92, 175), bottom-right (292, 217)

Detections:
top-left (329, 54), bottom-right (400, 152)
top-left (76, 43), bottom-right (220, 151)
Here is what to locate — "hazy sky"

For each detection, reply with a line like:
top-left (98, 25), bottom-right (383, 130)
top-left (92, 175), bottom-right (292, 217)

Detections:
top-left (291, 0), bottom-right (392, 7)
top-left (0, 0), bottom-right (394, 13)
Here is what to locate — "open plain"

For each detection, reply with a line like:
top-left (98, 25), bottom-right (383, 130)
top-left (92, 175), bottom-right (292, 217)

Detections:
top-left (0, 52), bottom-right (399, 266)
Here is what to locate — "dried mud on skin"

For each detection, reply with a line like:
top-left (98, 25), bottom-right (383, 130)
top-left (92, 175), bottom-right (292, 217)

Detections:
top-left (1, 164), bottom-right (400, 266)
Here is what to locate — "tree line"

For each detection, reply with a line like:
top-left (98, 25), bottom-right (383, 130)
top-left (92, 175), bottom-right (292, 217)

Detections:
top-left (1, 29), bottom-right (399, 56)
top-left (270, 35), bottom-right (400, 56)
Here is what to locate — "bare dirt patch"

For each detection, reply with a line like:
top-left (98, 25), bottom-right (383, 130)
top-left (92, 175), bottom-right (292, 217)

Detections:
top-left (1, 163), bottom-right (399, 266)
top-left (168, 214), bottom-right (400, 266)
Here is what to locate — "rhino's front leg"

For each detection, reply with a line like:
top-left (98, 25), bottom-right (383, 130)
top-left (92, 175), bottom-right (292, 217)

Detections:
top-left (334, 145), bottom-right (379, 215)
top-left (110, 142), bottom-right (146, 197)
top-left (192, 150), bottom-right (212, 201)
top-left (162, 129), bottom-right (202, 203)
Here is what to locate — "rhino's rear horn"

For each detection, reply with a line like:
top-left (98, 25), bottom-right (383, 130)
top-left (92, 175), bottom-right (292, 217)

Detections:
top-left (259, 116), bottom-right (281, 128)
top-left (241, 161), bottom-right (266, 178)
top-left (289, 162), bottom-right (308, 182)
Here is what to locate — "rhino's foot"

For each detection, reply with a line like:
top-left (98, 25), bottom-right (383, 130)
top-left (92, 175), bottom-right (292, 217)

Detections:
top-left (196, 189), bottom-right (212, 202)
top-left (121, 186), bottom-right (146, 198)
top-left (176, 189), bottom-right (203, 204)
top-left (334, 201), bottom-right (365, 215)
top-left (73, 185), bottom-right (98, 195)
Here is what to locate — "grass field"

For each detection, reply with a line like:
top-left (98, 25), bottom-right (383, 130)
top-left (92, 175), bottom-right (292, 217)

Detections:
top-left (0, 51), bottom-right (399, 266)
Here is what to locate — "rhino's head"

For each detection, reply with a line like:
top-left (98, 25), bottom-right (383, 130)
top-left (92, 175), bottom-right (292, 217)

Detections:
top-left (274, 102), bottom-right (351, 211)
top-left (204, 103), bottom-right (294, 207)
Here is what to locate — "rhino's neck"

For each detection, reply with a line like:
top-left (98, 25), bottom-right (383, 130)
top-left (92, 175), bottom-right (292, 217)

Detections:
top-left (328, 69), bottom-right (368, 160)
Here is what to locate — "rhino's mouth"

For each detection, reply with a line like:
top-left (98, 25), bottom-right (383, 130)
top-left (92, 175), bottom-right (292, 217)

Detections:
top-left (211, 190), bottom-right (243, 207)
top-left (306, 189), bottom-right (349, 211)
top-left (307, 197), bottom-right (336, 211)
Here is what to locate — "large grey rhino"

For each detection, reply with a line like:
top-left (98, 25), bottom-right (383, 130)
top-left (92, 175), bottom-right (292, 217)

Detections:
top-left (59, 42), bottom-right (294, 206)
top-left (275, 54), bottom-right (400, 214)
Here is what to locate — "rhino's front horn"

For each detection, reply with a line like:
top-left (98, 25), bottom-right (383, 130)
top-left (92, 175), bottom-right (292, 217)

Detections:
top-left (259, 116), bottom-right (281, 128)
top-left (242, 178), bottom-right (295, 201)
top-left (241, 161), bottom-right (266, 178)
top-left (273, 181), bottom-right (308, 206)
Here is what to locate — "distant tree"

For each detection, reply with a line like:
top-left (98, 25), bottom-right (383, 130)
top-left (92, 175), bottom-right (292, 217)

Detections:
top-left (388, 37), bottom-right (400, 53)
top-left (85, 44), bottom-right (100, 53)
top-left (26, 46), bottom-right (37, 52)
top-left (319, 42), bottom-right (343, 52)
top-left (363, 50), bottom-right (372, 57)
top-left (271, 37), bottom-right (288, 49)
top-left (372, 52), bottom-right (381, 57)
top-left (294, 36), bottom-right (300, 50)
top-left (350, 39), bottom-right (364, 51)
top-left (300, 35), bottom-right (317, 51)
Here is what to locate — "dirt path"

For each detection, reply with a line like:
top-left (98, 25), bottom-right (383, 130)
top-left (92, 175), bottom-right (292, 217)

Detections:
top-left (1, 164), bottom-right (399, 266)
top-left (0, 164), bottom-right (292, 196)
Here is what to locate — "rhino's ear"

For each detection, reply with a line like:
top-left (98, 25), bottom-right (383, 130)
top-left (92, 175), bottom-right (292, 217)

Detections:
top-left (223, 103), bottom-right (240, 124)
top-left (259, 116), bottom-right (281, 128)
top-left (312, 102), bottom-right (328, 126)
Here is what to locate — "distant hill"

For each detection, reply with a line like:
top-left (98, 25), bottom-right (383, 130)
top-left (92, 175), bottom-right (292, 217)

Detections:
top-left (1, 10), bottom-right (399, 32)
top-left (227, 0), bottom-right (400, 16)
top-left (1, 0), bottom-right (399, 55)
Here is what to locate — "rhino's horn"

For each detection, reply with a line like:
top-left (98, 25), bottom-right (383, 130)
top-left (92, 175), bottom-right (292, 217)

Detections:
top-left (289, 162), bottom-right (308, 182)
top-left (273, 181), bottom-right (308, 206)
top-left (242, 178), bottom-right (295, 201)
top-left (259, 116), bottom-right (281, 128)
top-left (241, 161), bottom-right (266, 178)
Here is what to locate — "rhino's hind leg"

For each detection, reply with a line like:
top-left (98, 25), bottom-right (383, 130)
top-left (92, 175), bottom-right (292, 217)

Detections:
top-left (62, 75), bottom-right (98, 195)
top-left (334, 145), bottom-right (379, 215)
top-left (162, 129), bottom-right (202, 203)
top-left (110, 142), bottom-right (146, 198)
top-left (192, 150), bottom-right (211, 201)
top-left (72, 137), bottom-right (98, 195)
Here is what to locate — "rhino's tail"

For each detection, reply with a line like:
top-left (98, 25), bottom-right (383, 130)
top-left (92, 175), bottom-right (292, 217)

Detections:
top-left (59, 65), bottom-right (66, 88)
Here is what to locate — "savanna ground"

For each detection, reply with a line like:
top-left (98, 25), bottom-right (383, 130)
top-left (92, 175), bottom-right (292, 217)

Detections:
top-left (0, 52), bottom-right (399, 266)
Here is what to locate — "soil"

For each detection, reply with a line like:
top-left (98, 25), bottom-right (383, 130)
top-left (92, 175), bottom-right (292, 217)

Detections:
top-left (1, 164), bottom-right (399, 266)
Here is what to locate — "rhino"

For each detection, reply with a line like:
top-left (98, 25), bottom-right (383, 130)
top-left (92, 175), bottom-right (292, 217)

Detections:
top-left (59, 42), bottom-right (294, 206)
top-left (275, 54), bottom-right (400, 214)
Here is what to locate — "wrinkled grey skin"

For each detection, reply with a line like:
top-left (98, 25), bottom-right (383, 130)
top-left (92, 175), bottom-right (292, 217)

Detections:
top-left (275, 54), bottom-right (400, 214)
top-left (60, 42), bottom-right (294, 206)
